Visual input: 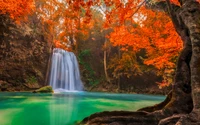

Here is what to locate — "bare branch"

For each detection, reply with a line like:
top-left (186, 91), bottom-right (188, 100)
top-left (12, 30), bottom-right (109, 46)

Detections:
top-left (126, 0), bottom-right (149, 19)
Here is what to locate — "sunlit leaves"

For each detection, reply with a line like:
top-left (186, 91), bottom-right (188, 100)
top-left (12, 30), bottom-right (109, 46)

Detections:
top-left (37, 0), bottom-right (97, 49)
top-left (105, 0), bottom-right (184, 86)
top-left (59, 0), bottom-right (185, 85)
top-left (0, 0), bottom-right (34, 20)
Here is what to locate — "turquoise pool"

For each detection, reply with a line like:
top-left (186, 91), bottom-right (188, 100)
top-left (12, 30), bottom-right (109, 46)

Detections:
top-left (0, 92), bottom-right (165, 125)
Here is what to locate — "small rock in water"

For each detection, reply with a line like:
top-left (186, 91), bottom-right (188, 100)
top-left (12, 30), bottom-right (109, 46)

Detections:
top-left (33, 86), bottom-right (53, 93)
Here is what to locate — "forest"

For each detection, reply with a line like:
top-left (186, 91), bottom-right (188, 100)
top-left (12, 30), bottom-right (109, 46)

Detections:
top-left (0, 0), bottom-right (200, 125)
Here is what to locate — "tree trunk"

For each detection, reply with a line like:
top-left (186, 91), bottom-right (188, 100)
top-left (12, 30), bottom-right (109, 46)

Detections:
top-left (104, 49), bottom-right (110, 83)
top-left (175, 1), bottom-right (200, 124)
top-left (118, 46), bottom-right (121, 90)
top-left (182, 0), bottom-right (200, 111)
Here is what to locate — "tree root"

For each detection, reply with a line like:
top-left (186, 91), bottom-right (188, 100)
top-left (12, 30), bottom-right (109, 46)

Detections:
top-left (78, 91), bottom-right (194, 125)
top-left (176, 110), bottom-right (200, 125)
top-left (158, 114), bottom-right (185, 125)
top-left (79, 109), bottom-right (197, 125)
top-left (138, 91), bottom-right (172, 112)
top-left (79, 110), bottom-right (172, 125)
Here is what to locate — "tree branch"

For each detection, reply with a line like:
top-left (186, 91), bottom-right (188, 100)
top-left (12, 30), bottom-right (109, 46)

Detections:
top-left (145, 0), bottom-right (180, 14)
top-left (146, 0), bottom-right (182, 35)
top-left (126, 0), bottom-right (149, 19)
top-left (165, 0), bottom-right (179, 29)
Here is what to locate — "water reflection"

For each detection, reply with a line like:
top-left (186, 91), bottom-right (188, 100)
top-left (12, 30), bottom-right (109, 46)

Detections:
top-left (50, 94), bottom-right (79, 125)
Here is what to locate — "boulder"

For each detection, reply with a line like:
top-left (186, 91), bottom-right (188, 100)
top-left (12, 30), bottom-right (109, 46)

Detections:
top-left (33, 86), bottom-right (53, 93)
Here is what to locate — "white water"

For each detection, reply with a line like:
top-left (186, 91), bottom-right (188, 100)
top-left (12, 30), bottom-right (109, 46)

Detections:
top-left (49, 48), bottom-right (83, 91)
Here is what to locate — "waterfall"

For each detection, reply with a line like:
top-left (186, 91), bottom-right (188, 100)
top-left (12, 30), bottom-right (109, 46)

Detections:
top-left (49, 48), bottom-right (83, 92)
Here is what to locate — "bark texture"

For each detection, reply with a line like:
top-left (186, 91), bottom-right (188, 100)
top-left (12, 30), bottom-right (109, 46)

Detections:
top-left (79, 0), bottom-right (200, 125)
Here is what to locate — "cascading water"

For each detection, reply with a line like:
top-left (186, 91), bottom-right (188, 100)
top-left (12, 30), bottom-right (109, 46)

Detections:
top-left (49, 48), bottom-right (83, 92)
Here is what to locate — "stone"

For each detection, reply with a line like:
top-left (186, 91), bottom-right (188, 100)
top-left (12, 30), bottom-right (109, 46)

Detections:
top-left (33, 86), bottom-right (53, 93)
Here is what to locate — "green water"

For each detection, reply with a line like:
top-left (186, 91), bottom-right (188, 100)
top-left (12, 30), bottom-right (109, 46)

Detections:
top-left (0, 92), bottom-right (165, 125)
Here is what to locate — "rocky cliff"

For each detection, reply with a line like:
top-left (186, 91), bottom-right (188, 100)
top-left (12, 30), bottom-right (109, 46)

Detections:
top-left (0, 14), bottom-right (52, 91)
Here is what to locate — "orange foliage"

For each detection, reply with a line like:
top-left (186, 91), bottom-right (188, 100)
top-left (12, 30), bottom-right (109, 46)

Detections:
top-left (54, 40), bottom-right (71, 51)
top-left (37, 0), bottom-right (96, 49)
top-left (102, 0), bottom-right (185, 86)
top-left (37, 0), bottom-right (199, 85)
top-left (169, 0), bottom-right (180, 5)
top-left (157, 81), bottom-right (171, 89)
top-left (63, 0), bottom-right (95, 41)
top-left (109, 8), bottom-right (182, 70)
top-left (38, 0), bottom-right (197, 83)
top-left (0, 0), bottom-right (34, 20)
top-left (51, 0), bottom-right (191, 85)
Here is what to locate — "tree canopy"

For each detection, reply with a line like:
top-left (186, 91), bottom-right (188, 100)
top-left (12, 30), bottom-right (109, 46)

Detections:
top-left (0, 0), bottom-right (34, 20)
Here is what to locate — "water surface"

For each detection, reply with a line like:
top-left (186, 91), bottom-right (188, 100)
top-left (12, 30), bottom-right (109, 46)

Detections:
top-left (0, 92), bottom-right (165, 125)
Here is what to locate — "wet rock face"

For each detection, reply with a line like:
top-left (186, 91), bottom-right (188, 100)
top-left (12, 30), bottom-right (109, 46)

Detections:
top-left (0, 14), bottom-right (52, 91)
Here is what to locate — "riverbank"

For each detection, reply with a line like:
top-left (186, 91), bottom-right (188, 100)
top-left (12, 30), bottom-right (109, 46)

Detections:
top-left (84, 82), bottom-right (171, 95)
top-left (0, 80), bottom-right (41, 92)
top-left (0, 80), bottom-right (170, 95)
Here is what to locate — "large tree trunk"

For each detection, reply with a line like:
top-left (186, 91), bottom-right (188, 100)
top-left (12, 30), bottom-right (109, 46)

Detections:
top-left (78, 0), bottom-right (200, 125)
top-left (176, 0), bottom-right (200, 124)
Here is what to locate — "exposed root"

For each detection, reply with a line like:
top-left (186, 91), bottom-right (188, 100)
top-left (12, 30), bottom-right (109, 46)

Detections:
top-left (138, 91), bottom-right (172, 112)
top-left (80, 109), bottom-right (174, 125)
top-left (176, 110), bottom-right (200, 125)
top-left (79, 90), bottom-right (193, 125)
top-left (158, 114), bottom-right (185, 125)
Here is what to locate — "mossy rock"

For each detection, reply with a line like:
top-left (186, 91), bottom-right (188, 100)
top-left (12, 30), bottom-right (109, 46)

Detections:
top-left (33, 86), bottom-right (53, 93)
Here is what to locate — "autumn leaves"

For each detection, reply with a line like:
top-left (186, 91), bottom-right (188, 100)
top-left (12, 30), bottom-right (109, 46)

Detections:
top-left (0, 0), bottom-right (186, 86)
top-left (0, 0), bottom-right (34, 20)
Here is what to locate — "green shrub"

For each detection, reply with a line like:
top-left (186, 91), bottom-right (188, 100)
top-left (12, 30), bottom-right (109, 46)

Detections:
top-left (78, 49), bottom-right (99, 85)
